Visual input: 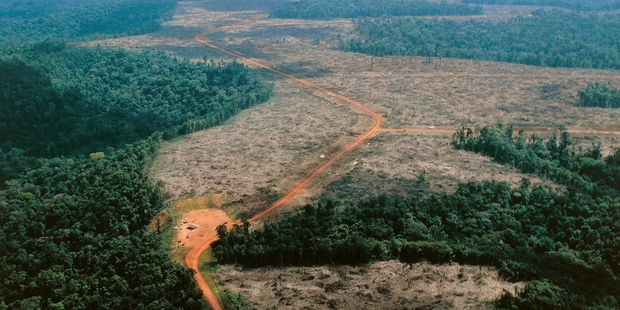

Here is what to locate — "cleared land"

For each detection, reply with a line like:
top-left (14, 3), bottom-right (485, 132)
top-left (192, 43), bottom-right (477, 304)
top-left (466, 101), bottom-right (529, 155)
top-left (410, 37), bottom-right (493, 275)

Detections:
top-left (156, 9), bottom-right (620, 203)
top-left (214, 260), bottom-right (525, 310)
top-left (150, 77), bottom-right (370, 218)
top-left (98, 1), bottom-right (620, 308)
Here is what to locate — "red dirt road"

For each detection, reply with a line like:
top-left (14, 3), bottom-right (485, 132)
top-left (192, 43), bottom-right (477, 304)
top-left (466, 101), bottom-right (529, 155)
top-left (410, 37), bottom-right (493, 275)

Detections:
top-left (182, 209), bottom-right (233, 310)
top-left (194, 17), bottom-right (383, 221)
top-left (186, 14), bottom-right (620, 310)
top-left (189, 15), bottom-right (382, 310)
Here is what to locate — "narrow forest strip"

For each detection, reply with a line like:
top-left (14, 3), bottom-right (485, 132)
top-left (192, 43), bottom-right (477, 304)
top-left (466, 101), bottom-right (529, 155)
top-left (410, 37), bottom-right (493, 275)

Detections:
top-left (342, 10), bottom-right (620, 69)
top-left (377, 127), bottom-right (620, 137)
top-left (578, 83), bottom-right (620, 108)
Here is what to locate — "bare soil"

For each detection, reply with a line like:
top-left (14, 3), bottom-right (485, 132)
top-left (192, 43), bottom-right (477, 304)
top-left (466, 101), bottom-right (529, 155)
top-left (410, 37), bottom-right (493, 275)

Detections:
top-left (150, 78), bottom-right (370, 218)
top-left (177, 209), bottom-right (232, 250)
top-left (321, 133), bottom-right (556, 200)
top-left (214, 260), bottom-right (525, 310)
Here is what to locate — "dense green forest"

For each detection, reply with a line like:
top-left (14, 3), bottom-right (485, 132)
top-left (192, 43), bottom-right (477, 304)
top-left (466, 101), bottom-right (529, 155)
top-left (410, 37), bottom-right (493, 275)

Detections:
top-left (0, 0), bottom-right (177, 42)
top-left (212, 128), bottom-right (620, 308)
top-left (462, 0), bottom-right (620, 11)
top-left (0, 40), bottom-right (273, 308)
top-left (213, 184), bottom-right (620, 308)
top-left (578, 83), bottom-right (620, 108)
top-left (0, 137), bottom-right (209, 309)
top-left (269, 0), bottom-right (482, 19)
top-left (0, 41), bottom-right (272, 184)
top-left (341, 9), bottom-right (620, 69)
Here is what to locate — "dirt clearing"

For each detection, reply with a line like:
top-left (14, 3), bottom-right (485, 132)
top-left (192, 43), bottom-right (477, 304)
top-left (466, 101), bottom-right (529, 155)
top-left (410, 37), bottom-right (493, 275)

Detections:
top-left (214, 260), bottom-right (524, 310)
top-left (150, 77), bottom-right (370, 219)
top-left (177, 209), bottom-right (231, 250)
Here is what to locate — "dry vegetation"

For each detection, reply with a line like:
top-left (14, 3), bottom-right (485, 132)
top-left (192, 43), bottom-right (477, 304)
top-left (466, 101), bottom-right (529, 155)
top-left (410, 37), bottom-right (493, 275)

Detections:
top-left (82, 0), bottom-right (620, 307)
top-left (170, 7), bottom-right (620, 203)
top-left (150, 78), bottom-right (370, 218)
top-left (214, 260), bottom-right (525, 310)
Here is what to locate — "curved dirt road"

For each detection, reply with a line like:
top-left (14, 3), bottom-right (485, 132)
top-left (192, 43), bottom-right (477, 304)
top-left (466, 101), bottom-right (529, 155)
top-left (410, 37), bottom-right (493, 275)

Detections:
top-left (186, 14), bottom-right (620, 310)
top-left (194, 18), bottom-right (383, 217)
top-left (183, 209), bottom-right (233, 310)
top-left (189, 15), bottom-right (382, 310)
top-left (185, 235), bottom-right (222, 310)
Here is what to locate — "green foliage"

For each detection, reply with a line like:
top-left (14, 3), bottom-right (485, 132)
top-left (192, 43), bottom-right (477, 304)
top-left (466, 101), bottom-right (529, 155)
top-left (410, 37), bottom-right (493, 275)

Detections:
top-left (341, 10), bottom-right (620, 69)
top-left (212, 124), bottom-right (620, 308)
top-left (212, 179), bottom-right (620, 308)
top-left (462, 0), bottom-right (620, 12)
top-left (451, 124), bottom-right (620, 196)
top-left (0, 137), bottom-right (209, 309)
top-left (0, 0), bottom-right (177, 42)
top-left (0, 41), bottom-right (272, 170)
top-left (0, 31), bottom-right (274, 308)
top-left (270, 0), bottom-right (482, 19)
top-left (578, 83), bottom-right (620, 108)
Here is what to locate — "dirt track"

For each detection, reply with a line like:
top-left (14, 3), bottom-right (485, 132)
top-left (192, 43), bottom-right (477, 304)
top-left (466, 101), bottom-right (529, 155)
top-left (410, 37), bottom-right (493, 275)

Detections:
top-left (182, 209), bottom-right (232, 310)
top-left (189, 15), bottom-right (382, 310)
top-left (185, 14), bottom-right (620, 310)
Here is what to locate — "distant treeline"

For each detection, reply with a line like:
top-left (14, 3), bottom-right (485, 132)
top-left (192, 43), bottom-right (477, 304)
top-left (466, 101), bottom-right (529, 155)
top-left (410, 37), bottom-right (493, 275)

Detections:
top-left (270, 0), bottom-right (483, 19)
top-left (341, 9), bottom-right (620, 69)
top-left (578, 83), bottom-right (620, 108)
top-left (0, 0), bottom-right (177, 42)
top-left (462, 0), bottom-right (620, 11)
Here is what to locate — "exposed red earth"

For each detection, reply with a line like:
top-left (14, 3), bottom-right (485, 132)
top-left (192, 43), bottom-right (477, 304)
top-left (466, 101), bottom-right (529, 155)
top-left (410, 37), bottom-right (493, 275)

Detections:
top-left (182, 209), bottom-right (233, 310)
top-left (187, 15), bottom-right (382, 310)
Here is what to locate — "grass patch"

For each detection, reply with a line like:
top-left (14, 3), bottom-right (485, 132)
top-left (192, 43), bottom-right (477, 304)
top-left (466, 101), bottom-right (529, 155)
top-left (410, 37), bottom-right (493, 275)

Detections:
top-left (222, 204), bottom-right (242, 221)
top-left (171, 247), bottom-right (191, 267)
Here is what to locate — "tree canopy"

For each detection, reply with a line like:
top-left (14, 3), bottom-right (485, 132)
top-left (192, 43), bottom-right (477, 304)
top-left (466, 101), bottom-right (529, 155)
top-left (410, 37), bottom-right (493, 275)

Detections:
top-left (341, 9), bottom-right (620, 69)
top-left (0, 41), bottom-right (272, 173)
top-left (213, 180), bottom-right (620, 309)
top-left (270, 0), bottom-right (482, 19)
top-left (0, 39), bottom-right (273, 308)
top-left (0, 0), bottom-right (177, 42)
top-left (578, 83), bottom-right (620, 108)
top-left (0, 137), bottom-right (209, 309)
top-left (462, 0), bottom-right (620, 12)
